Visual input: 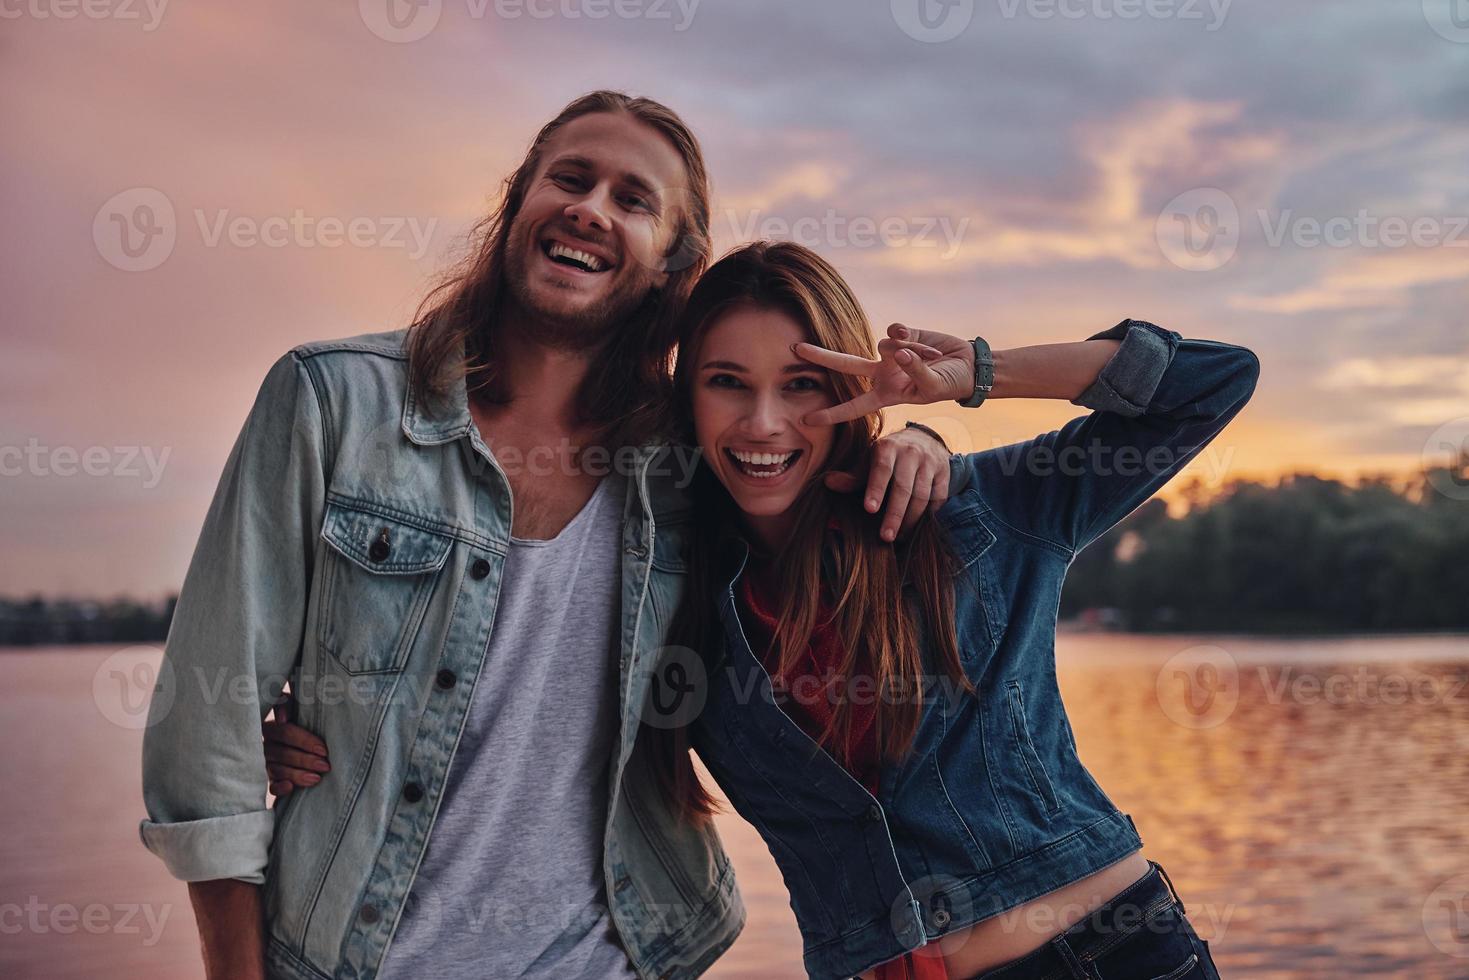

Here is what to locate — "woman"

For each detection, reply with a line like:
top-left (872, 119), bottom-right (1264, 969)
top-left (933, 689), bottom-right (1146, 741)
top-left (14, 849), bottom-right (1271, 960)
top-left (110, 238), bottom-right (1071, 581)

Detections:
top-left (266, 241), bottom-right (1255, 979)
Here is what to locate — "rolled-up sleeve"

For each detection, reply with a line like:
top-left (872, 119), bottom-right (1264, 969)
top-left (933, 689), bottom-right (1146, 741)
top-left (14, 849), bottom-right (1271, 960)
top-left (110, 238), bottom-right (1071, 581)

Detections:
top-left (139, 350), bottom-right (329, 884)
top-left (950, 319), bottom-right (1259, 555)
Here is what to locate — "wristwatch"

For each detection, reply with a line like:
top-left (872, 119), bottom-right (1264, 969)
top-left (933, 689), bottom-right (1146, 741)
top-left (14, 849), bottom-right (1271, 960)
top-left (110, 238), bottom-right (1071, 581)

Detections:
top-left (955, 336), bottom-right (994, 408)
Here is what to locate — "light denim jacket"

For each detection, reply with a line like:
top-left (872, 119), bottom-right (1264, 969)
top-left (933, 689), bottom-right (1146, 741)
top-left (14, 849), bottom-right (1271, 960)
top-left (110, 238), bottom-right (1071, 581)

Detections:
top-left (139, 328), bottom-right (744, 980)
top-left (690, 319), bottom-right (1260, 979)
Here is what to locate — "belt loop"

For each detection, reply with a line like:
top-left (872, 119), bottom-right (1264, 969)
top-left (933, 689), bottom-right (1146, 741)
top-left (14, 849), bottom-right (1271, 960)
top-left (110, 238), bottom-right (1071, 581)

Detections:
top-left (1152, 861), bottom-right (1186, 916)
top-left (1053, 934), bottom-right (1090, 979)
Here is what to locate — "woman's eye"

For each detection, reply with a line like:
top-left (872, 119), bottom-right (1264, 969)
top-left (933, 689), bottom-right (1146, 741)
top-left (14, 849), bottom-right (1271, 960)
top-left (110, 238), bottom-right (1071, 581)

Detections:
top-left (787, 376), bottom-right (823, 392)
top-left (707, 373), bottom-right (743, 389)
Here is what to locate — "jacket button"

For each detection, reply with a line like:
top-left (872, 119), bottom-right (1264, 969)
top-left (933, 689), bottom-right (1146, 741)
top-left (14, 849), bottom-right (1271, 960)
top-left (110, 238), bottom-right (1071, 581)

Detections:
top-left (403, 782), bottom-right (424, 803)
top-left (368, 529), bottom-right (391, 562)
top-left (932, 906), bottom-right (952, 929)
top-left (435, 668), bottom-right (457, 690)
top-left (470, 558), bottom-right (491, 580)
top-left (358, 903), bottom-right (380, 924)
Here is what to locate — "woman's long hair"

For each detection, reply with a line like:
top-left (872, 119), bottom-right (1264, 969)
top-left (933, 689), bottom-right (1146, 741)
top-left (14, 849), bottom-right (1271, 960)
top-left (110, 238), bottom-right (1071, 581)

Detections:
top-left (654, 241), bottom-right (970, 823)
top-left (405, 90), bottom-right (711, 449)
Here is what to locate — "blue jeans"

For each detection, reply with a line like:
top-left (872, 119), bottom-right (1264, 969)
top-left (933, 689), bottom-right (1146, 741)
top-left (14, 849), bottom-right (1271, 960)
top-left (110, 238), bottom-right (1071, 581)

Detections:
top-left (967, 863), bottom-right (1221, 980)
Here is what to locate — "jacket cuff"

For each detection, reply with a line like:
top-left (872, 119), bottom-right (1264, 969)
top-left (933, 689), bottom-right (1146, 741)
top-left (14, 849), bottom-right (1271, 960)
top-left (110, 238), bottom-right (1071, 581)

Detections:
top-left (1069, 318), bottom-right (1180, 418)
top-left (138, 810), bottom-right (274, 884)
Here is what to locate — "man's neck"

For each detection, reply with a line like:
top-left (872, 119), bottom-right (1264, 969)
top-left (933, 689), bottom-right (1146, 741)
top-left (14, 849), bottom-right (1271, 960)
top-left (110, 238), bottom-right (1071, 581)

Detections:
top-left (480, 315), bottom-right (604, 434)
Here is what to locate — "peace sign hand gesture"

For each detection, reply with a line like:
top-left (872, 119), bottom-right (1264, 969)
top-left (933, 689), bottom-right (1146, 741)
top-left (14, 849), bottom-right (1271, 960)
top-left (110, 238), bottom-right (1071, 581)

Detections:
top-left (794, 323), bottom-right (976, 426)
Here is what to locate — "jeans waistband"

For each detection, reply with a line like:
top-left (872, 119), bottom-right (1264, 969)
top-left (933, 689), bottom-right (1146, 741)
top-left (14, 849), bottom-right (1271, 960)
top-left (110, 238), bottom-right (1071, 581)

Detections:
top-left (972, 861), bottom-right (1182, 980)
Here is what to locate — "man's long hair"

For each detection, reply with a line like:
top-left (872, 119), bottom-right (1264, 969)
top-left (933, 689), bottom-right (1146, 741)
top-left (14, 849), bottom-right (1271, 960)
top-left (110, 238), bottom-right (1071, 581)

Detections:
top-left (406, 91), bottom-right (711, 448)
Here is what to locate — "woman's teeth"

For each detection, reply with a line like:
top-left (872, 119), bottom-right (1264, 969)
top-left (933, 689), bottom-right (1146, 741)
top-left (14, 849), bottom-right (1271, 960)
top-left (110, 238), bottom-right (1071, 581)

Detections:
top-left (726, 448), bottom-right (800, 478)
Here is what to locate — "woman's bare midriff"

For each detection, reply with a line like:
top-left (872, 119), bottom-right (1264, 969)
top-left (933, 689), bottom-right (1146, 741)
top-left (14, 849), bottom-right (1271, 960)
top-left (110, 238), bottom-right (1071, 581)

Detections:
top-left (858, 850), bottom-right (1152, 980)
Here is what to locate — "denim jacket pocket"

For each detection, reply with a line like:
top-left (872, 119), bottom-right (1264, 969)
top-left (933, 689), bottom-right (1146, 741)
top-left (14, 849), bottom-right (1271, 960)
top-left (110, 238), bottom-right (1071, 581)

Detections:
top-left (317, 500), bottom-right (453, 675)
top-left (1005, 680), bottom-right (1062, 816)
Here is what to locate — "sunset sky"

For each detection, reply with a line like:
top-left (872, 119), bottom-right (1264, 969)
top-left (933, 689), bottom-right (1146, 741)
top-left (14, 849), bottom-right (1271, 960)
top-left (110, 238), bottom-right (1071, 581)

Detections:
top-left (3, 1), bottom-right (1467, 595)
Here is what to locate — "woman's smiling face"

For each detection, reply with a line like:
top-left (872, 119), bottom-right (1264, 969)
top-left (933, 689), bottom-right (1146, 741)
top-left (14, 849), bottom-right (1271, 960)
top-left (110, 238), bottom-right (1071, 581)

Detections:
top-left (691, 304), bottom-right (836, 538)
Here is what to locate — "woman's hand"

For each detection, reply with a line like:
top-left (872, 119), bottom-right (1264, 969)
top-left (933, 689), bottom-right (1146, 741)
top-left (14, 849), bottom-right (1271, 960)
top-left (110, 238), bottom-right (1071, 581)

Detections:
top-left (795, 323), bottom-right (975, 425)
top-left (262, 695), bottom-right (330, 796)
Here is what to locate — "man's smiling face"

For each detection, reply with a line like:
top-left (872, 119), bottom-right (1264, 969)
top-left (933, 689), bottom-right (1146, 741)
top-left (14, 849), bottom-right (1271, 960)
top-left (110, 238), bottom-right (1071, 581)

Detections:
top-left (503, 110), bottom-right (689, 350)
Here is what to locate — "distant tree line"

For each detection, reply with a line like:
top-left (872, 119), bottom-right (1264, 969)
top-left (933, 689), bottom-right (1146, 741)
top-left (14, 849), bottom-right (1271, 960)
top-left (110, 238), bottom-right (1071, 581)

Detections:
top-left (3, 453), bottom-right (1465, 646)
top-left (1062, 451), bottom-right (1469, 633)
top-left (0, 596), bottom-right (175, 646)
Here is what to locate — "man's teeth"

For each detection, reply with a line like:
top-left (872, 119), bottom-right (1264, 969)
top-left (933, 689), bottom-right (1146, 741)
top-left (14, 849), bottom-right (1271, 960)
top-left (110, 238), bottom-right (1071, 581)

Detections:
top-left (547, 242), bottom-right (608, 272)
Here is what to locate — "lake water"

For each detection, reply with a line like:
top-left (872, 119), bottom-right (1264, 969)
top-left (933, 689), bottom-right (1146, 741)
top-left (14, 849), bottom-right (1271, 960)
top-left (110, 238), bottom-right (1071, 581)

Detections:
top-left (3, 634), bottom-right (1467, 979)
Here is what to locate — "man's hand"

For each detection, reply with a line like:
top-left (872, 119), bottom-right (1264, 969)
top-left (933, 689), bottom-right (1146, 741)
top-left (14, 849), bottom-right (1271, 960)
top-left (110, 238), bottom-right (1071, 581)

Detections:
top-left (796, 323), bottom-right (975, 425)
top-left (825, 423), bottom-right (951, 542)
top-left (262, 694), bottom-right (330, 797)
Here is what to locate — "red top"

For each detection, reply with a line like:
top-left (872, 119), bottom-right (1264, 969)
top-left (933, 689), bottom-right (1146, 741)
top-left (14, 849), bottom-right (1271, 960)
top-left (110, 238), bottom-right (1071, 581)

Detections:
top-left (737, 548), bottom-right (949, 980)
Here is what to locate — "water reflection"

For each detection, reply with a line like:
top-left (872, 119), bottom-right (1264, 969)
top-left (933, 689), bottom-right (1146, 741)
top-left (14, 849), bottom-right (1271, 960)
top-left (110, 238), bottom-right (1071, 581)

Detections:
top-left (1, 635), bottom-right (1466, 979)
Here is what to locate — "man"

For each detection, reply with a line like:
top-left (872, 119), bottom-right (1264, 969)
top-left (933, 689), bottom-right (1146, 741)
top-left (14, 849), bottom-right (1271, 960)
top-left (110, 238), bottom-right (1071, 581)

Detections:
top-left (139, 91), bottom-right (953, 979)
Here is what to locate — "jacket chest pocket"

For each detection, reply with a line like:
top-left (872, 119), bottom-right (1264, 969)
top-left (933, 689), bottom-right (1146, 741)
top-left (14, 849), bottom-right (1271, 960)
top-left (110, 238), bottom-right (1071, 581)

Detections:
top-left (316, 502), bottom-right (454, 675)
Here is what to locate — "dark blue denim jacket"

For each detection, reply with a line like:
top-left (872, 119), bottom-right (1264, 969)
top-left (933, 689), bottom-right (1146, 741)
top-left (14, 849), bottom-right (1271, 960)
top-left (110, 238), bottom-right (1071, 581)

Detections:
top-left (689, 319), bottom-right (1260, 980)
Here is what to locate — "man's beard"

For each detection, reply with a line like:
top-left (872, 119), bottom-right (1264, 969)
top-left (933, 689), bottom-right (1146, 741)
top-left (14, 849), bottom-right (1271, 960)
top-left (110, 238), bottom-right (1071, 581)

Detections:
top-left (503, 228), bottom-right (661, 352)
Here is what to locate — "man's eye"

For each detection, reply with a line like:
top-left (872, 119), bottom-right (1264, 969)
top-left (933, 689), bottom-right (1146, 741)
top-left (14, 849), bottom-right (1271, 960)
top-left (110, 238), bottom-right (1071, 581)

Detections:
top-left (620, 193), bottom-right (654, 212)
top-left (552, 172), bottom-right (586, 190)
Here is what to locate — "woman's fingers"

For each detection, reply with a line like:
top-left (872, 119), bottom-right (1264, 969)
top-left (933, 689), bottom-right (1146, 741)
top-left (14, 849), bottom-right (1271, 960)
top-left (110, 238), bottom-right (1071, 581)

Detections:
top-left (268, 762), bottom-right (321, 790)
top-left (802, 389), bottom-right (885, 426)
top-left (792, 342), bottom-right (879, 377)
top-left (265, 744), bottom-right (332, 774)
top-left (892, 347), bottom-right (950, 399)
top-left (876, 337), bottom-right (944, 361)
top-left (263, 719), bottom-right (329, 759)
